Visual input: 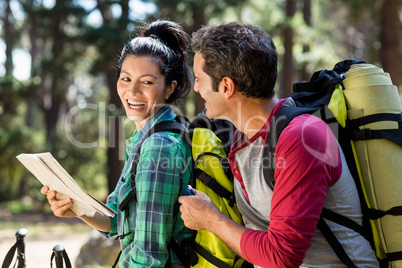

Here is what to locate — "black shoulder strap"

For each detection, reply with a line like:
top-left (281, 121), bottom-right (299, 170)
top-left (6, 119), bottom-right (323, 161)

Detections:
top-left (118, 120), bottom-right (187, 212)
top-left (117, 120), bottom-right (191, 268)
top-left (317, 218), bottom-right (357, 268)
top-left (263, 106), bottom-right (317, 190)
top-left (263, 105), bottom-right (362, 268)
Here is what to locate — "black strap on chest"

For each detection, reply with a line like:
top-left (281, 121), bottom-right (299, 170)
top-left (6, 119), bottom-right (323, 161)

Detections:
top-left (118, 120), bottom-right (187, 214)
top-left (115, 120), bottom-right (188, 268)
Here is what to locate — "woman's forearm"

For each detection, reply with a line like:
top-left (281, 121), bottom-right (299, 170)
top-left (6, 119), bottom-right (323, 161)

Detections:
top-left (79, 211), bottom-right (112, 233)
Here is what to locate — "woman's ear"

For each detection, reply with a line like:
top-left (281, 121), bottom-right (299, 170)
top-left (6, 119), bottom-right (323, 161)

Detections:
top-left (166, 80), bottom-right (177, 100)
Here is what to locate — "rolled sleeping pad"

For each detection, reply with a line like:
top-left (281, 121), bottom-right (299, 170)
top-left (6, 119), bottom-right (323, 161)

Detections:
top-left (343, 64), bottom-right (402, 267)
top-left (346, 64), bottom-right (402, 102)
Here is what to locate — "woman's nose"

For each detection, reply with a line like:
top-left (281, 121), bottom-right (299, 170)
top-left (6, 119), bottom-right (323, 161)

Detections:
top-left (128, 83), bottom-right (141, 95)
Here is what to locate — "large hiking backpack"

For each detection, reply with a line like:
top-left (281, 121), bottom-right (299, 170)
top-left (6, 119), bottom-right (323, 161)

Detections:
top-left (264, 60), bottom-right (402, 267)
top-left (118, 114), bottom-right (252, 268)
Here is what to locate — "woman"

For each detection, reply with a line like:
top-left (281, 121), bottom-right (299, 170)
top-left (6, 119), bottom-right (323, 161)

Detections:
top-left (41, 20), bottom-right (193, 267)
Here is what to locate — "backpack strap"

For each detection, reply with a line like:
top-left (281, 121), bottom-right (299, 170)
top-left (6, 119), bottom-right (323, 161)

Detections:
top-left (190, 116), bottom-right (237, 207)
top-left (263, 105), bottom-right (317, 190)
top-left (117, 120), bottom-right (189, 267)
top-left (349, 112), bottom-right (402, 146)
top-left (317, 217), bottom-right (358, 268)
top-left (118, 120), bottom-right (187, 213)
top-left (194, 152), bottom-right (234, 205)
top-left (263, 105), bottom-right (363, 268)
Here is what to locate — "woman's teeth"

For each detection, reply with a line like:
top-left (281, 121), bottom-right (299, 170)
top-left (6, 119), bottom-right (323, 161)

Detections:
top-left (128, 100), bottom-right (146, 109)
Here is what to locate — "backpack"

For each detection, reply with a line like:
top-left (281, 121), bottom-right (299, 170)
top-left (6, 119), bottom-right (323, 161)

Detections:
top-left (118, 113), bottom-right (252, 268)
top-left (264, 60), bottom-right (402, 267)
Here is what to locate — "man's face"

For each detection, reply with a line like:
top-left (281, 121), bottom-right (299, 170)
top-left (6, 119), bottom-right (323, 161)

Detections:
top-left (193, 53), bottom-right (225, 119)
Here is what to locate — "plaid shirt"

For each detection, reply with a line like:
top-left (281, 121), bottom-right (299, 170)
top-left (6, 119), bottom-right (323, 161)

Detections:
top-left (105, 107), bottom-right (192, 267)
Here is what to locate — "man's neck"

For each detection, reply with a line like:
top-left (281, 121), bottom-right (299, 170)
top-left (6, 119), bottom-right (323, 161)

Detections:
top-left (229, 97), bottom-right (279, 139)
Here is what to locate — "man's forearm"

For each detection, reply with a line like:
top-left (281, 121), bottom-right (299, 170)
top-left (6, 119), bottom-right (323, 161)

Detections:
top-left (206, 211), bottom-right (248, 257)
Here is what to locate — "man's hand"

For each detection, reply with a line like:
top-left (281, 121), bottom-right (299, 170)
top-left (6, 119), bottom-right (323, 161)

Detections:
top-left (41, 186), bottom-right (77, 218)
top-left (179, 187), bottom-right (247, 258)
top-left (179, 188), bottom-right (223, 231)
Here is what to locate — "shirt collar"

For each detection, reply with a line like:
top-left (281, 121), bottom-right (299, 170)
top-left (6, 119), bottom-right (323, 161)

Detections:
top-left (127, 105), bottom-right (175, 146)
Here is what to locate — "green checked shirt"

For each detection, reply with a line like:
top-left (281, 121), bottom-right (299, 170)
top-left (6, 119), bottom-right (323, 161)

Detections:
top-left (104, 106), bottom-right (193, 267)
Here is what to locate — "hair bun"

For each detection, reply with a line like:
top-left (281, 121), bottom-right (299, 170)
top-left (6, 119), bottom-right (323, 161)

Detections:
top-left (142, 20), bottom-right (189, 56)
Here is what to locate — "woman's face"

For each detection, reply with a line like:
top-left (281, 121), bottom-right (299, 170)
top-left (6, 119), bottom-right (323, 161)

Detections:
top-left (117, 55), bottom-right (176, 130)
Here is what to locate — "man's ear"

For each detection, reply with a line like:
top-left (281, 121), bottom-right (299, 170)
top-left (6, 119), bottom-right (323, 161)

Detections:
top-left (220, 77), bottom-right (235, 99)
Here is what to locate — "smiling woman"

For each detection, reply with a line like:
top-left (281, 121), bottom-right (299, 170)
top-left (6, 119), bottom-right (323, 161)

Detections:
top-left (117, 56), bottom-right (177, 130)
top-left (40, 20), bottom-right (194, 268)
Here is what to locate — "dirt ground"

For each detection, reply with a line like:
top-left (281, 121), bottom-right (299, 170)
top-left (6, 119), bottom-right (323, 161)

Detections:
top-left (0, 210), bottom-right (93, 267)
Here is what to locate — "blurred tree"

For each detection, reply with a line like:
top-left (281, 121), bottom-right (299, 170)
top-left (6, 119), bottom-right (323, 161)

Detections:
top-left (0, 0), bottom-right (36, 201)
top-left (300, 0), bottom-right (311, 82)
top-left (0, 0), bottom-right (110, 203)
top-left (2, 0), bottom-right (13, 75)
top-left (338, 0), bottom-right (400, 86)
top-left (21, 0), bottom-right (87, 147)
top-left (380, 0), bottom-right (400, 86)
top-left (279, 0), bottom-right (296, 98)
top-left (82, 0), bottom-right (132, 194)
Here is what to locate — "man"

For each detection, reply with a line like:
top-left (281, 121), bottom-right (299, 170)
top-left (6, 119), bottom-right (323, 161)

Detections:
top-left (179, 22), bottom-right (378, 267)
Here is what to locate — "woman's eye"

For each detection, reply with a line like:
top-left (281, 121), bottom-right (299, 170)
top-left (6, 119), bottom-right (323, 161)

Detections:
top-left (121, 77), bottom-right (130, 82)
top-left (142, 81), bottom-right (153, 85)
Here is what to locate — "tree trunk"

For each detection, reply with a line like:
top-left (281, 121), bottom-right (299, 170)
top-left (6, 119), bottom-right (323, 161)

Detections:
top-left (300, 0), bottom-right (311, 82)
top-left (279, 0), bottom-right (296, 98)
top-left (106, 71), bottom-right (123, 194)
top-left (380, 0), bottom-right (400, 87)
top-left (191, 3), bottom-right (207, 117)
top-left (3, 0), bottom-right (13, 75)
top-left (45, 3), bottom-right (64, 146)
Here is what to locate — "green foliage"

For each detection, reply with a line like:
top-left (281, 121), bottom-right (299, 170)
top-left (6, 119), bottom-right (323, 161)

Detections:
top-left (0, 75), bottom-right (45, 201)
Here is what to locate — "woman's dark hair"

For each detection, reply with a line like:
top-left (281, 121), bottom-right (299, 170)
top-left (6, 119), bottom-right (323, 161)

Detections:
top-left (191, 22), bottom-right (277, 99)
top-left (117, 20), bottom-right (192, 104)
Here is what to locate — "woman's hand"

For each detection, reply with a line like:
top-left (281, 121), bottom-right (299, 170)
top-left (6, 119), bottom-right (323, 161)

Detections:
top-left (41, 185), bottom-right (77, 218)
